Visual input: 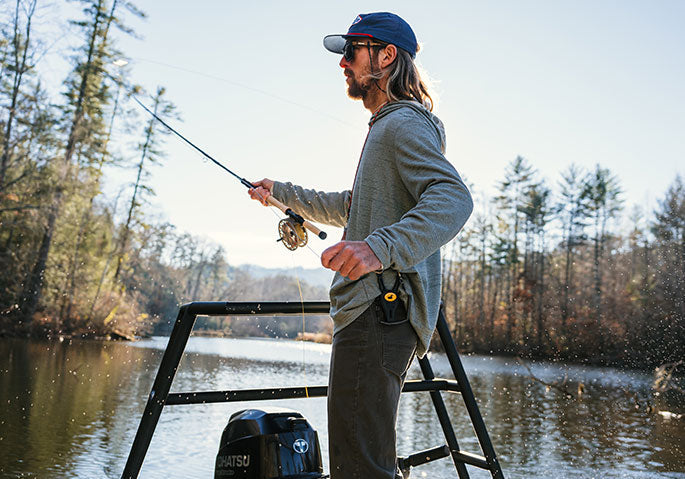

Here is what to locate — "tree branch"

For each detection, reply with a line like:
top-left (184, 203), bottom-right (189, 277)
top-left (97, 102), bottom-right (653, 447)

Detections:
top-left (654, 360), bottom-right (685, 394)
top-left (0, 205), bottom-right (40, 212)
top-left (516, 357), bottom-right (581, 399)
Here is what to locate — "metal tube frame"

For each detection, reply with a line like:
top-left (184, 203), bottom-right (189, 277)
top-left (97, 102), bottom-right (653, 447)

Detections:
top-left (121, 301), bottom-right (504, 479)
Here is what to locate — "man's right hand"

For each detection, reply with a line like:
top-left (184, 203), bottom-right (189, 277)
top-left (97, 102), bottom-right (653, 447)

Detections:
top-left (248, 178), bottom-right (274, 206)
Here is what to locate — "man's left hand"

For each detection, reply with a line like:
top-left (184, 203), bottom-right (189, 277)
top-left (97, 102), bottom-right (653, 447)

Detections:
top-left (321, 241), bottom-right (383, 281)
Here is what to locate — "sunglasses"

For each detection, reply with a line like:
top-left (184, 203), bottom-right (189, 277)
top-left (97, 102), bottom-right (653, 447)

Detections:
top-left (342, 40), bottom-right (387, 62)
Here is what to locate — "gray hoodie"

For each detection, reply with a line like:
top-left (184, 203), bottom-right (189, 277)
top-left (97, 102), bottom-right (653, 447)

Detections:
top-left (273, 100), bottom-right (473, 356)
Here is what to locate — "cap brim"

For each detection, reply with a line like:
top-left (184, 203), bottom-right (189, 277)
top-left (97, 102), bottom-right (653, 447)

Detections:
top-left (323, 34), bottom-right (347, 54)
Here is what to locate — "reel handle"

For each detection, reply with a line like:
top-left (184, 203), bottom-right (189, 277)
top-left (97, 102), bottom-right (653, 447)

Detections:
top-left (265, 195), bottom-right (328, 240)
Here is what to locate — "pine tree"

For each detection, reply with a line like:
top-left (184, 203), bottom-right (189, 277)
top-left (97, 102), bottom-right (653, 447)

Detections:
top-left (0, 1), bottom-right (58, 320)
top-left (0, 0), bottom-right (37, 192)
top-left (519, 183), bottom-right (552, 351)
top-left (495, 155), bottom-right (536, 347)
top-left (556, 164), bottom-right (590, 337)
top-left (113, 87), bottom-right (175, 286)
top-left (18, 0), bottom-right (143, 324)
top-left (58, 69), bottom-right (135, 325)
top-left (582, 165), bottom-right (623, 355)
top-left (650, 175), bottom-right (685, 362)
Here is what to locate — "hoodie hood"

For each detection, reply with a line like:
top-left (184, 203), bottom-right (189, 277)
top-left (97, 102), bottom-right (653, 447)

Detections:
top-left (371, 100), bottom-right (446, 152)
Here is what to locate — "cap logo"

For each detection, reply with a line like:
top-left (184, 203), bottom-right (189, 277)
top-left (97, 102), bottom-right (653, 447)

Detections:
top-left (351, 15), bottom-right (362, 26)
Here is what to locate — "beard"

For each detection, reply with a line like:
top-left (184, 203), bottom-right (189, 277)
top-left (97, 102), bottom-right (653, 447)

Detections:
top-left (345, 69), bottom-right (371, 99)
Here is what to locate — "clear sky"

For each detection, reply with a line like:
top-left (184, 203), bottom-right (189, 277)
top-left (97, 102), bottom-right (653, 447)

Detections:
top-left (45, 0), bottom-right (685, 269)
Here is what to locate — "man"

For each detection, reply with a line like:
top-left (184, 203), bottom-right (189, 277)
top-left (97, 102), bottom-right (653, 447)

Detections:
top-left (249, 12), bottom-right (473, 479)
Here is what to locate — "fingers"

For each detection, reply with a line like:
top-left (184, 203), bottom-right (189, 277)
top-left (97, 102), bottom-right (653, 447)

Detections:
top-left (248, 187), bottom-right (270, 206)
top-left (328, 245), bottom-right (356, 275)
top-left (248, 180), bottom-right (272, 206)
top-left (321, 242), bottom-right (345, 269)
top-left (321, 241), bottom-right (382, 280)
top-left (346, 262), bottom-right (368, 281)
top-left (251, 178), bottom-right (274, 191)
top-left (339, 255), bottom-right (362, 279)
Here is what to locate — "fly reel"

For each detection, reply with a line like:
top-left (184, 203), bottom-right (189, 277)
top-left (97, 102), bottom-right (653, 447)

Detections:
top-left (277, 218), bottom-right (308, 251)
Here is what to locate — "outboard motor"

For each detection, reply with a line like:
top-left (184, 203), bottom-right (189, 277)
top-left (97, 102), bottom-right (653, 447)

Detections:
top-left (214, 407), bottom-right (325, 479)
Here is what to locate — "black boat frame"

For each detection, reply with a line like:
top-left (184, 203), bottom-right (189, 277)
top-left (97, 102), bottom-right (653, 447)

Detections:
top-left (121, 301), bottom-right (505, 478)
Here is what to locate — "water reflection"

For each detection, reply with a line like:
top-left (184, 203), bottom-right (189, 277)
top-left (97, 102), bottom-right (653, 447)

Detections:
top-left (0, 338), bottom-right (683, 479)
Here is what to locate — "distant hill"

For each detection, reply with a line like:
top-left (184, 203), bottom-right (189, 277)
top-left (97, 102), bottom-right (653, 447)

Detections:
top-left (236, 264), bottom-right (334, 290)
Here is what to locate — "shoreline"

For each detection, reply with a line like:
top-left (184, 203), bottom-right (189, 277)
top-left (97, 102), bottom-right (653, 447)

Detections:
top-left (0, 331), bottom-right (677, 374)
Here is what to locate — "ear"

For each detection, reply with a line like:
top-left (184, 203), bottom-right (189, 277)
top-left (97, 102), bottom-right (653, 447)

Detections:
top-left (378, 44), bottom-right (398, 68)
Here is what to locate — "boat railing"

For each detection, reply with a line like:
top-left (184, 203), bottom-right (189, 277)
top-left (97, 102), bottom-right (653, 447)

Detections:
top-left (121, 301), bottom-right (505, 479)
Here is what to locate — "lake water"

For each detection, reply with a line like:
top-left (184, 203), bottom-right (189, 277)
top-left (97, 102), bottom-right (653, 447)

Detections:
top-left (0, 336), bottom-right (683, 479)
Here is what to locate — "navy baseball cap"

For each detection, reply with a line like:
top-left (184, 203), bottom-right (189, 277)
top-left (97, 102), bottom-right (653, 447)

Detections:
top-left (323, 12), bottom-right (418, 59)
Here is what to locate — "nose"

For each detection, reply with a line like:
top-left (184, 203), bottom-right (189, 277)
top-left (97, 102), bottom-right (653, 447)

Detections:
top-left (339, 56), bottom-right (349, 68)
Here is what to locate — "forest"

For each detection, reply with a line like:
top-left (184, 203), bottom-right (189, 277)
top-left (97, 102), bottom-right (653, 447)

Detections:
top-left (1, 0), bottom-right (683, 368)
top-left (0, 0), bottom-right (329, 339)
top-left (441, 157), bottom-right (684, 368)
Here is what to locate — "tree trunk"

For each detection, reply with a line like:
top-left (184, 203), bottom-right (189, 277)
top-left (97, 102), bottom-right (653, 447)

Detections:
top-left (113, 95), bottom-right (157, 283)
top-left (63, 75), bottom-right (123, 325)
top-left (561, 221), bottom-right (573, 333)
top-left (536, 239), bottom-right (545, 352)
top-left (593, 214), bottom-right (603, 352)
top-left (19, 0), bottom-right (106, 320)
top-left (190, 257), bottom-right (206, 300)
top-left (0, 0), bottom-right (36, 191)
top-left (478, 234), bottom-right (486, 336)
top-left (680, 229), bottom-right (685, 321)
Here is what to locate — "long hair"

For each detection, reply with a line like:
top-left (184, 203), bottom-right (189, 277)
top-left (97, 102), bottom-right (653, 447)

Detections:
top-left (369, 45), bottom-right (434, 111)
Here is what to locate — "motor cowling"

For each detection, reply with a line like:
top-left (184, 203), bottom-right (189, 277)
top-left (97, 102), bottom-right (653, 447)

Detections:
top-left (214, 407), bottom-right (325, 479)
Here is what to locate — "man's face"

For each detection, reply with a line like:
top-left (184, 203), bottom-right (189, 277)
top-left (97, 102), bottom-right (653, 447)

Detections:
top-left (339, 41), bottom-right (376, 100)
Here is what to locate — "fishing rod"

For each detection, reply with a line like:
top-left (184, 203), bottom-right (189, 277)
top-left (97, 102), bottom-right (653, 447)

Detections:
top-left (132, 95), bottom-right (327, 250)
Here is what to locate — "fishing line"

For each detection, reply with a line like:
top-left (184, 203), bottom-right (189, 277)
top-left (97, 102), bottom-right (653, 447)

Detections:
top-left (145, 109), bottom-right (283, 224)
top-left (291, 255), bottom-right (309, 398)
top-left (159, 120), bottom-right (324, 260)
top-left (132, 95), bottom-right (250, 185)
top-left (129, 57), bottom-right (356, 129)
top-left (164, 131), bottom-right (286, 225)
top-left (305, 243), bottom-right (322, 259)
top-left (132, 95), bottom-right (328, 247)
top-left (262, 197), bottom-right (321, 260)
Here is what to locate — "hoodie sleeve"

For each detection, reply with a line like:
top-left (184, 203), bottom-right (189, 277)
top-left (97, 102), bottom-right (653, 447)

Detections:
top-left (271, 181), bottom-right (351, 228)
top-left (364, 118), bottom-right (473, 271)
